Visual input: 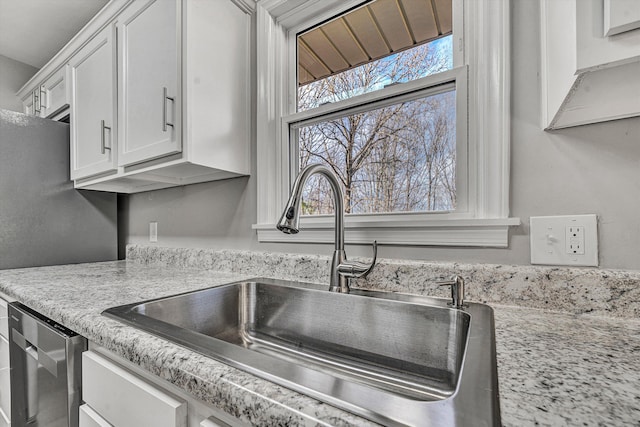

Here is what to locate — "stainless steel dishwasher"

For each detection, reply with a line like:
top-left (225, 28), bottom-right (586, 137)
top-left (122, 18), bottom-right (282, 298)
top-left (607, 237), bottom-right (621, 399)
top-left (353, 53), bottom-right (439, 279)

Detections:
top-left (9, 302), bottom-right (87, 427)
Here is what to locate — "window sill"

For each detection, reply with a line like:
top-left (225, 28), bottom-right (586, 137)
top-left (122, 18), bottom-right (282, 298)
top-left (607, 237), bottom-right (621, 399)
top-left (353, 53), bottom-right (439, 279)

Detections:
top-left (253, 217), bottom-right (521, 248)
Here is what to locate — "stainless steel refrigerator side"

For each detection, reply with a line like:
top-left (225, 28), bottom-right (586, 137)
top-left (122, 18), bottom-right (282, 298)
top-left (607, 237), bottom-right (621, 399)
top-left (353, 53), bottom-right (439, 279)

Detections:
top-left (0, 109), bottom-right (117, 269)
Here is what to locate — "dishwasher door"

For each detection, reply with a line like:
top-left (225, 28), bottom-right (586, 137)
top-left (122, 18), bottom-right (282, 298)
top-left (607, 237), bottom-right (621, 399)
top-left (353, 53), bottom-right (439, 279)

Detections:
top-left (9, 302), bottom-right (86, 427)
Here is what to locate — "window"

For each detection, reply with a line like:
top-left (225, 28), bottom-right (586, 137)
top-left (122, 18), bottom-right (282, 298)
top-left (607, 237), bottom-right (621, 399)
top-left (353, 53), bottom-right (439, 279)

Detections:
top-left (293, 1), bottom-right (459, 217)
top-left (254, 0), bottom-right (518, 247)
top-left (295, 86), bottom-right (457, 215)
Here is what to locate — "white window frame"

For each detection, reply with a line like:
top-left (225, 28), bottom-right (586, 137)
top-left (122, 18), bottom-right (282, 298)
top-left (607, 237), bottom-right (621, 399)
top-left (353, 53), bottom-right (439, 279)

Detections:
top-left (253, 0), bottom-right (519, 247)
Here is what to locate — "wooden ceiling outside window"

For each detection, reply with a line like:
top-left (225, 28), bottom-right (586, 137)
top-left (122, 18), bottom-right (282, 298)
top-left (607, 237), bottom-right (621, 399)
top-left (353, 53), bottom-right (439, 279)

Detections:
top-left (298, 0), bottom-right (453, 86)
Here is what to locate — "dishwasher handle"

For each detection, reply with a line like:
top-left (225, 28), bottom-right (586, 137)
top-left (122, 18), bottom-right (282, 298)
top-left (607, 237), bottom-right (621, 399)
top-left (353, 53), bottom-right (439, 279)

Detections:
top-left (12, 329), bottom-right (61, 377)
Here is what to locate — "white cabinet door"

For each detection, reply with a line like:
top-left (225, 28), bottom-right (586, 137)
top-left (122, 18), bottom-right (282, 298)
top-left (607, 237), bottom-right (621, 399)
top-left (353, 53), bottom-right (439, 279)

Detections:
top-left (117, 0), bottom-right (180, 167)
top-left (41, 66), bottom-right (69, 119)
top-left (21, 90), bottom-right (34, 116)
top-left (69, 25), bottom-right (117, 180)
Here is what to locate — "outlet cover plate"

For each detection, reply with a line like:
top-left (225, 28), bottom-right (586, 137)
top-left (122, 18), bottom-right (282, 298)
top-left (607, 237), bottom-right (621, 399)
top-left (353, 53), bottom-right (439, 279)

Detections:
top-left (530, 215), bottom-right (598, 266)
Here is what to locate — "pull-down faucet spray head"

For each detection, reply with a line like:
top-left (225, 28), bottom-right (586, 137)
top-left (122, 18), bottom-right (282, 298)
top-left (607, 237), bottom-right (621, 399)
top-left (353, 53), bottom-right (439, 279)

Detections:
top-left (276, 197), bottom-right (302, 235)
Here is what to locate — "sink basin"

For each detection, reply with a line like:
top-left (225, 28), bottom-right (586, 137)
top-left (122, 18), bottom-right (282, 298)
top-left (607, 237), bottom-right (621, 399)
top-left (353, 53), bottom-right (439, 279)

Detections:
top-left (103, 278), bottom-right (500, 426)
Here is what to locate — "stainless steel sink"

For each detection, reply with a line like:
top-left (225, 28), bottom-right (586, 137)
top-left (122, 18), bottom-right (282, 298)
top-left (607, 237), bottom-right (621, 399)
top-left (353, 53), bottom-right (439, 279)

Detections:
top-left (103, 278), bottom-right (500, 426)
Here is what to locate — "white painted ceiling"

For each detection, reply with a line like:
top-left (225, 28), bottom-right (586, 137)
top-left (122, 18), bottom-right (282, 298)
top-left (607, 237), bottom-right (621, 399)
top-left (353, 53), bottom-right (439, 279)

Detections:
top-left (0, 0), bottom-right (109, 69)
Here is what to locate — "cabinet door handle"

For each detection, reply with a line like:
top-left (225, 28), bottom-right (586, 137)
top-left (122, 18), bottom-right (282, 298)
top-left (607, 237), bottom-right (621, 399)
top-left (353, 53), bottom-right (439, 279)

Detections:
top-left (162, 87), bottom-right (174, 132)
top-left (33, 90), bottom-right (40, 115)
top-left (40, 85), bottom-right (47, 110)
top-left (101, 120), bottom-right (112, 155)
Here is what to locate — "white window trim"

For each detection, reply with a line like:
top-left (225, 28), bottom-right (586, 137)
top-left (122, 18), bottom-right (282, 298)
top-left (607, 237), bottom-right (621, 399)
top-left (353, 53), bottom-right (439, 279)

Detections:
top-left (253, 0), bottom-right (519, 247)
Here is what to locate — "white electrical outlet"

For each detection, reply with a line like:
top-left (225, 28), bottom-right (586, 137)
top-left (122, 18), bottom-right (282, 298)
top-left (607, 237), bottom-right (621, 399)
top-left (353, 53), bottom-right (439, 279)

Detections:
top-left (566, 226), bottom-right (585, 255)
top-left (149, 221), bottom-right (158, 243)
top-left (530, 215), bottom-right (598, 266)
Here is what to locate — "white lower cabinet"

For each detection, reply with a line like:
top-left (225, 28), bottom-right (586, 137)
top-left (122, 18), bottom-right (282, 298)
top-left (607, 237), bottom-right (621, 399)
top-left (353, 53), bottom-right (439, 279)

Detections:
top-left (0, 295), bottom-right (11, 426)
top-left (0, 361), bottom-right (8, 426)
top-left (79, 404), bottom-right (112, 427)
top-left (82, 348), bottom-right (247, 427)
top-left (82, 351), bottom-right (187, 427)
top-left (199, 418), bottom-right (232, 427)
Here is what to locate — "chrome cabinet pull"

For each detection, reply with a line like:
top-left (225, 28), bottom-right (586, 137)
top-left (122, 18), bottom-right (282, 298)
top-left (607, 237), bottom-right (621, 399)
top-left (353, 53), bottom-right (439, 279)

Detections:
top-left (40, 85), bottom-right (47, 110)
top-left (101, 120), bottom-right (111, 155)
top-left (34, 87), bottom-right (42, 115)
top-left (33, 90), bottom-right (41, 115)
top-left (162, 86), bottom-right (174, 131)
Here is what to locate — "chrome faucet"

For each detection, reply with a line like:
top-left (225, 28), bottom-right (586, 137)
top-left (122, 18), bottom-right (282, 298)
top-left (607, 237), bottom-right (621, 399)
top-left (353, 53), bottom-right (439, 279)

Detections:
top-left (277, 164), bottom-right (377, 293)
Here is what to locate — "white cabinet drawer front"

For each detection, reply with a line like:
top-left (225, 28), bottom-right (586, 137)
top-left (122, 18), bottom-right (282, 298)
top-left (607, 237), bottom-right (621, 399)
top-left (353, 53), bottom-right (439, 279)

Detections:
top-left (79, 404), bottom-right (112, 427)
top-left (82, 351), bottom-right (186, 427)
top-left (0, 298), bottom-right (7, 340)
top-left (200, 417), bottom-right (232, 427)
top-left (0, 366), bottom-right (9, 419)
top-left (0, 318), bottom-right (7, 341)
top-left (0, 336), bottom-right (8, 370)
top-left (0, 406), bottom-right (8, 427)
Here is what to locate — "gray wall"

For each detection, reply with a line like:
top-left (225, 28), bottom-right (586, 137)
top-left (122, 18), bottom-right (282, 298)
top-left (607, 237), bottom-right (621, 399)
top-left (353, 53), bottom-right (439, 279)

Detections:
top-left (0, 55), bottom-right (37, 112)
top-left (1, 110), bottom-right (118, 269)
top-left (123, 1), bottom-right (640, 271)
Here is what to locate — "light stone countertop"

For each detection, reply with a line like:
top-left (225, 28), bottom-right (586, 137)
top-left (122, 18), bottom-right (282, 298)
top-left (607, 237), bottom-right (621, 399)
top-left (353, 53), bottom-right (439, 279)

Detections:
top-left (0, 260), bottom-right (638, 426)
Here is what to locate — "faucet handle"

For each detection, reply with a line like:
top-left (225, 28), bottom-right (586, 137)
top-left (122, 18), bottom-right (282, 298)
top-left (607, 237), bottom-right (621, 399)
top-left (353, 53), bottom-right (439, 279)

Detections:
top-left (337, 241), bottom-right (377, 279)
top-left (436, 275), bottom-right (466, 309)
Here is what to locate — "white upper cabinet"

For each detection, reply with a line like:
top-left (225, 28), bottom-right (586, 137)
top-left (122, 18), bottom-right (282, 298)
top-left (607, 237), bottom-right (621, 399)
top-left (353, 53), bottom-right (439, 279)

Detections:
top-left (19, 62), bottom-right (69, 121)
top-left (20, 90), bottom-right (35, 116)
top-left (16, 0), bottom-right (253, 193)
top-left (20, 84), bottom-right (43, 118)
top-left (541, 0), bottom-right (640, 130)
top-left (68, 25), bottom-right (117, 180)
top-left (78, 0), bottom-right (252, 193)
top-left (117, 0), bottom-right (181, 167)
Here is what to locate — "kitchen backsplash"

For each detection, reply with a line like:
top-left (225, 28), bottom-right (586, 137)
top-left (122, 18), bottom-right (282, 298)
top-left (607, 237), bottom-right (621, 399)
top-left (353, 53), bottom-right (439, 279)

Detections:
top-left (127, 245), bottom-right (640, 318)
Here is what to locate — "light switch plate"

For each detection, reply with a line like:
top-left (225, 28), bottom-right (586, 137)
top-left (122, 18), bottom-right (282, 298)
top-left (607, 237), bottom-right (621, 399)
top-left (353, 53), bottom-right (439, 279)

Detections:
top-left (530, 215), bottom-right (598, 266)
